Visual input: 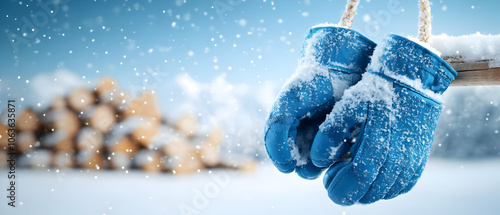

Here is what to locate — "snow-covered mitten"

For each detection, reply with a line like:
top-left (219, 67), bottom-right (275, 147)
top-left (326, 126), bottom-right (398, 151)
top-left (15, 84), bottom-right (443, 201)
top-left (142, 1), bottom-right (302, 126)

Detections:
top-left (311, 34), bottom-right (457, 205)
top-left (264, 25), bottom-right (376, 179)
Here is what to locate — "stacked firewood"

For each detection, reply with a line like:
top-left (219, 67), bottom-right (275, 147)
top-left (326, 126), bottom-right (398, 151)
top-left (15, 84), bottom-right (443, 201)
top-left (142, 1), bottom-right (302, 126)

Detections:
top-left (0, 77), bottom-right (256, 173)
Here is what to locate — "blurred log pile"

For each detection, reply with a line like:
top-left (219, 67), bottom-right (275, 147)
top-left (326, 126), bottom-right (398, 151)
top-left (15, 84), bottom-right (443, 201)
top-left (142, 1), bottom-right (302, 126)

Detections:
top-left (0, 77), bottom-right (256, 174)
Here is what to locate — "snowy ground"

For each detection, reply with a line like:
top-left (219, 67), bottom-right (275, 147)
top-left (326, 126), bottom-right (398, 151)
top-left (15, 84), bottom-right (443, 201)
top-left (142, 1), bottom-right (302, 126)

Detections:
top-left (1, 159), bottom-right (499, 215)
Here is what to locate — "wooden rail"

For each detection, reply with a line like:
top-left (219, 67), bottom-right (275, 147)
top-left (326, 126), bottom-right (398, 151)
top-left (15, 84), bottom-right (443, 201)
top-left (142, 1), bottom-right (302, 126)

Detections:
top-left (446, 58), bottom-right (500, 87)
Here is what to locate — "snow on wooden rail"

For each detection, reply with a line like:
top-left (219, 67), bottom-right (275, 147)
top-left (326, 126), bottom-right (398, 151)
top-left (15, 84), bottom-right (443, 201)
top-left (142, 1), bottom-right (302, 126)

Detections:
top-left (430, 33), bottom-right (500, 87)
top-left (447, 58), bottom-right (500, 86)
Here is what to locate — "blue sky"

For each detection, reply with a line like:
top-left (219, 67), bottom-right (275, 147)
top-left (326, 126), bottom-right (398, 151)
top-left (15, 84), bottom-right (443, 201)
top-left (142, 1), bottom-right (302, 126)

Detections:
top-left (0, 0), bottom-right (499, 107)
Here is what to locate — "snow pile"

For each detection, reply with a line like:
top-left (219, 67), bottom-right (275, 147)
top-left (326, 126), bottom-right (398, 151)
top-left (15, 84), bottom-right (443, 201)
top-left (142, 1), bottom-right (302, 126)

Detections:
top-left (430, 33), bottom-right (500, 63)
top-left (133, 150), bottom-right (159, 167)
top-left (174, 73), bottom-right (274, 161)
top-left (106, 116), bottom-right (160, 148)
top-left (285, 29), bottom-right (329, 91)
top-left (407, 36), bottom-right (442, 57)
top-left (17, 149), bottom-right (52, 168)
top-left (31, 69), bottom-right (87, 109)
top-left (311, 22), bottom-right (344, 29)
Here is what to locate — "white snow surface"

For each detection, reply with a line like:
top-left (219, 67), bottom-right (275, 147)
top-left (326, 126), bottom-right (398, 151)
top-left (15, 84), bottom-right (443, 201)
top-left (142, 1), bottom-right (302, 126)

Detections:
top-left (106, 116), bottom-right (158, 148)
top-left (407, 36), bottom-right (442, 57)
top-left (311, 22), bottom-right (344, 29)
top-left (31, 69), bottom-right (87, 110)
top-left (430, 33), bottom-right (500, 62)
top-left (133, 149), bottom-right (159, 167)
top-left (284, 29), bottom-right (329, 92)
top-left (1, 159), bottom-right (499, 215)
top-left (17, 149), bottom-right (52, 168)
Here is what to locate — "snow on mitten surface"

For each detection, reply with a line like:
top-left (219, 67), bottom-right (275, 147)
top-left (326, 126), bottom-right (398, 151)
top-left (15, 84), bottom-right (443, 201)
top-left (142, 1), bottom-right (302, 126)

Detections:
top-left (311, 34), bottom-right (457, 205)
top-left (264, 25), bottom-right (376, 179)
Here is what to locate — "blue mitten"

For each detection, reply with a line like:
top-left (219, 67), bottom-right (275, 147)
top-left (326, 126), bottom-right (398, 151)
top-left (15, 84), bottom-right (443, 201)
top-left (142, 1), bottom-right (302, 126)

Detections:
top-left (311, 34), bottom-right (457, 204)
top-left (264, 25), bottom-right (376, 179)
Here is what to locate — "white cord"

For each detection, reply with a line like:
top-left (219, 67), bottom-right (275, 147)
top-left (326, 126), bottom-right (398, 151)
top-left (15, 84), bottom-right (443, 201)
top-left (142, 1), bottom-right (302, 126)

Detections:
top-left (339, 0), bottom-right (360, 29)
top-left (418, 0), bottom-right (432, 43)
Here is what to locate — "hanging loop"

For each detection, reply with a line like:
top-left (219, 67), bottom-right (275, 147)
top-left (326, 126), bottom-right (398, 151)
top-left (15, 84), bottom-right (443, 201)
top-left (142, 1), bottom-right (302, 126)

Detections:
top-left (339, 0), bottom-right (360, 29)
top-left (418, 0), bottom-right (432, 43)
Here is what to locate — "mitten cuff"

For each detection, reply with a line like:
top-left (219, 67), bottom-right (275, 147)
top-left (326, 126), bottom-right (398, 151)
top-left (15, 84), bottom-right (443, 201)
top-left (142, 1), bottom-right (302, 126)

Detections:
top-left (368, 34), bottom-right (457, 95)
top-left (299, 26), bottom-right (376, 74)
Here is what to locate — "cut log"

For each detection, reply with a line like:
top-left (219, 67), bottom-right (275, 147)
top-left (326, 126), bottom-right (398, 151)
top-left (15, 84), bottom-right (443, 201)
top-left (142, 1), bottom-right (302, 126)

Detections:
top-left (147, 125), bottom-right (175, 150)
top-left (17, 149), bottom-right (52, 169)
top-left (107, 136), bottom-right (139, 156)
top-left (106, 116), bottom-right (159, 148)
top-left (175, 113), bottom-right (198, 138)
top-left (105, 123), bottom-right (140, 165)
top-left (163, 150), bottom-right (204, 174)
top-left (43, 108), bottom-right (80, 137)
top-left (174, 150), bottom-right (204, 174)
top-left (96, 77), bottom-right (118, 96)
top-left (77, 150), bottom-right (105, 170)
top-left (87, 104), bottom-right (117, 134)
top-left (51, 96), bottom-right (67, 110)
top-left (68, 88), bottom-right (95, 111)
top-left (133, 149), bottom-right (163, 172)
top-left (113, 91), bottom-right (131, 113)
top-left (52, 151), bottom-right (75, 169)
top-left (96, 77), bottom-right (131, 112)
top-left (130, 117), bottom-right (160, 147)
top-left (0, 123), bottom-right (8, 150)
top-left (40, 131), bottom-right (75, 152)
top-left (17, 131), bottom-right (37, 153)
top-left (123, 91), bottom-right (161, 119)
top-left (162, 132), bottom-right (191, 156)
top-left (198, 129), bottom-right (224, 167)
top-left (54, 138), bottom-right (75, 152)
top-left (18, 109), bottom-right (40, 131)
top-left (163, 137), bottom-right (204, 174)
top-left (108, 153), bottom-right (133, 170)
top-left (76, 127), bottom-right (104, 152)
top-left (105, 90), bottom-right (131, 113)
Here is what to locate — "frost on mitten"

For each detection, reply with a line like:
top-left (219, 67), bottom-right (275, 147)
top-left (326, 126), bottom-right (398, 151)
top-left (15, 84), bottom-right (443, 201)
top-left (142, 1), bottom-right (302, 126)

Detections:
top-left (311, 34), bottom-right (457, 205)
top-left (264, 24), bottom-right (376, 179)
